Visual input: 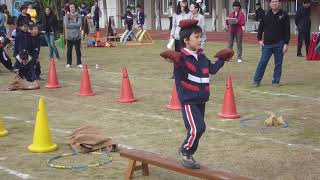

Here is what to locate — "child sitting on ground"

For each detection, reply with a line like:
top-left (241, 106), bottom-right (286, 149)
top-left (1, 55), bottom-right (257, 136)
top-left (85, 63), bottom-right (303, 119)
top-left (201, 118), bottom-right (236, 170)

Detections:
top-left (14, 50), bottom-right (36, 82)
top-left (160, 19), bottom-right (234, 169)
top-left (30, 25), bottom-right (41, 80)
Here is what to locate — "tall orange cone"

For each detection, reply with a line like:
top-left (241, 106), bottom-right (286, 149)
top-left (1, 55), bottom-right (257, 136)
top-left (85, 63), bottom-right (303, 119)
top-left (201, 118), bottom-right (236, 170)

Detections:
top-left (45, 59), bottom-right (61, 89)
top-left (28, 98), bottom-right (58, 153)
top-left (217, 74), bottom-right (240, 119)
top-left (167, 82), bottom-right (181, 110)
top-left (118, 67), bottom-right (137, 103)
top-left (77, 64), bottom-right (95, 96)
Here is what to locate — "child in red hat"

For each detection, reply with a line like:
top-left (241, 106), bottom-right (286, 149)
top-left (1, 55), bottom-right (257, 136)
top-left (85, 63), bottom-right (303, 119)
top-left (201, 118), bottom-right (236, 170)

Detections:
top-left (160, 19), bottom-right (234, 169)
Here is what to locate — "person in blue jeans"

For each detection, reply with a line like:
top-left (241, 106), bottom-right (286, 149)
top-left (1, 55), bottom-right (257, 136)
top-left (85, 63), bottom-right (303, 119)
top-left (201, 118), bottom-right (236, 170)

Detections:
top-left (253, 0), bottom-right (290, 87)
top-left (43, 7), bottom-right (60, 60)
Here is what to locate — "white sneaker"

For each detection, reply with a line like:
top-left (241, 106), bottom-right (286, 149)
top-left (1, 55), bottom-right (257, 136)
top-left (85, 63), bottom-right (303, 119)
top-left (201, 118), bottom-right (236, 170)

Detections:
top-left (65, 64), bottom-right (71, 68)
top-left (237, 59), bottom-right (243, 63)
top-left (77, 64), bottom-right (83, 68)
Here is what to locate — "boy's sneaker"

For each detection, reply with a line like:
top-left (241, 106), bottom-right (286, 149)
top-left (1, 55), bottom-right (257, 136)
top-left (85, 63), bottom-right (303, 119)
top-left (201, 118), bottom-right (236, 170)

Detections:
top-left (77, 64), bottom-right (83, 68)
top-left (178, 149), bottom-right (200, 169)
top-left (65, 64), bottom-right (71, 68)
top-left (237, 59), bottom-right (243, 63)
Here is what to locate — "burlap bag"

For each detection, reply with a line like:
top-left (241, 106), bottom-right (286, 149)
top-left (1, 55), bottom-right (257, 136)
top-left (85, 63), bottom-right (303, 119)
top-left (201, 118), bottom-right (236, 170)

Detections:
top-left (7, 75), bottom-right (40, 91)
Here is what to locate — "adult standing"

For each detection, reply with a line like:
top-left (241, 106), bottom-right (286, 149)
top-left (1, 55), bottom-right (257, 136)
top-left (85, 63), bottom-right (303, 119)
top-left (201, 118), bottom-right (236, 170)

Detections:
top-left (136, 4), bottom-right (145, 30)
top-left (226, 1), bottom-right (245, 63)
top-left (170, 0), bottom-right (191, 52)
top-left (168, 1), bottom-right (173, 30)
top-left (190, 2), bottom-right (206, 49)
top-left (64, 3), bottom-right (82, 68)
top-left (43, 7), bottom-right (60, 60)
top-left (91, 1), bottom-right (101, 31)
top-left (255, 2), bottom-right (265, 21)
top-left (253, 0), bottom-right (290, 87)
top-left (295, 0), bottom-right (311, 57)
top-left (79, 3), bottom-right (88, 37)
top-left (26, 3), bottom-right (37, 24)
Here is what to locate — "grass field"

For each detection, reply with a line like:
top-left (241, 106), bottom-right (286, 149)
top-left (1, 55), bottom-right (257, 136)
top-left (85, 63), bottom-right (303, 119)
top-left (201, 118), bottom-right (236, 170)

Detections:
top-left (0, 41), bottom-right (320, 180)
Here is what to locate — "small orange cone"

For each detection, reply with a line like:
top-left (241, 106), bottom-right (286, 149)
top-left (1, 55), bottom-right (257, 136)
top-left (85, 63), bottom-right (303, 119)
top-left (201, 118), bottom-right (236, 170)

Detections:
top-left (217, 74), bottom-right (240, 119)
top-left (167, 82), bottom-right (181, 110)
top-left (77, 64), bottom-right (95, 96)
top-left (118, 67), bottom-right (137, 103)
top-left (45, 59), bottom-right (61, 89)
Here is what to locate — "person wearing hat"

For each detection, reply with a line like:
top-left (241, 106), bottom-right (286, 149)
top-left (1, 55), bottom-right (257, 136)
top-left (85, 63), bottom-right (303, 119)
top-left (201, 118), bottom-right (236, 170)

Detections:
top-left (170, 0), bottom-right (192, 52)
top-left (226, 1), bottom-right (245, 63)
top-left (160, 19), bottom-right (233, 169)
top-left (253, 0), bottom-right (290, 87)
top-left (14, 50), bottom-right (36, 82)
top-left (255, 2), bottom-right (265, 21)
top-left (295, 0), bottom-right (311, 57)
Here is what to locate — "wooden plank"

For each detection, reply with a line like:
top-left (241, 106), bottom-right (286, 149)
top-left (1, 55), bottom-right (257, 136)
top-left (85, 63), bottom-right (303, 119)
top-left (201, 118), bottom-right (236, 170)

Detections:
top-left (120, 149), bottom-right (250, 180)
top-left (125, 159), bottom-right (136, 180)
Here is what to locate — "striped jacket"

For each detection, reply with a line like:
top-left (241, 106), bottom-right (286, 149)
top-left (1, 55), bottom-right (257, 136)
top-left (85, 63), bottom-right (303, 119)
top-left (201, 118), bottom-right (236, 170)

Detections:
top-left (174, 48), bottom-right (225, 105)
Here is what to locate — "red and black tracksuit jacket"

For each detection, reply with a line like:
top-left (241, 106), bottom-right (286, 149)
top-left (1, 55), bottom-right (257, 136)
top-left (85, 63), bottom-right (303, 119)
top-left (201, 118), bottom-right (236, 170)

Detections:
top-left (174, 48), bottom-right (224, 156)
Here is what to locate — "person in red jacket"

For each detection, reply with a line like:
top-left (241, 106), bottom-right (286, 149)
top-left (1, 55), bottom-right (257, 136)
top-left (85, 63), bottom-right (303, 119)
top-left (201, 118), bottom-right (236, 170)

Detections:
top-left (226, 1), bottom-right (245, 63)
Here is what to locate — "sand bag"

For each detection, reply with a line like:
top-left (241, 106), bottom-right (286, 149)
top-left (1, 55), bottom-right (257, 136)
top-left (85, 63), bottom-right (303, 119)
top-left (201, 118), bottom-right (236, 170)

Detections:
top-left (7, 75), bottom-right (40, 91)
top-left (264, 112), bottom-right (285, 127)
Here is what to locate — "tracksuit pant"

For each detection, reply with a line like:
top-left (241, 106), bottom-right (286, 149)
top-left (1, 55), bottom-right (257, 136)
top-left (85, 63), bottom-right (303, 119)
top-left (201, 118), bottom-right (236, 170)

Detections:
top-left (180, 104), bottom-right (206, 156)
top-left (0, 49), bottom-right (13, 71)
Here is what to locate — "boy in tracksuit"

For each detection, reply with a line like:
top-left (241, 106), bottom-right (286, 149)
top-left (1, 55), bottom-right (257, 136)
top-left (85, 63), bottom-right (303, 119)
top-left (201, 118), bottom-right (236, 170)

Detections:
top-left (160, 19), bottom-right (234, 169)
top-left (124, 6), bottom-right (133, 31)
top-left (30, 25), bottom-right (41, 80)
top-left (14, 22), bottom-right (31, 58)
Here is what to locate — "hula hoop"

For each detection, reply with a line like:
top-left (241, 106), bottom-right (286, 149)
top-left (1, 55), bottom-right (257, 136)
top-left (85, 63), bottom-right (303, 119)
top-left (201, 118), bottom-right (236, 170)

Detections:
top-left (240, 115), bottom-right (289, 130)
top-left (47, 151), bottom-right (112, 169)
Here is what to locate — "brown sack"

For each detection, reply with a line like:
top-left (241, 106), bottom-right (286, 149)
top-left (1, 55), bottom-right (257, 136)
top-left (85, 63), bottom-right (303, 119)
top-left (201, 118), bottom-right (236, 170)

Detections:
top-left (7, 75), bottom-right (40, 91)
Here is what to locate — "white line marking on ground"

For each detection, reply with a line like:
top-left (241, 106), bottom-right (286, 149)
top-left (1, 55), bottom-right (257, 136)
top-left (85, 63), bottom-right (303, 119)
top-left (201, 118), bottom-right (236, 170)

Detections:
top-left (0, 165), bottom-right (31, 179)
top-left (0, 157), bottom-right (7, 161)
top-left (3, 116), bottom-right (18, 120)
top-left (249, 90), bottom-right (320, 103)
top-left (9, 91), bottom-right (320, 152)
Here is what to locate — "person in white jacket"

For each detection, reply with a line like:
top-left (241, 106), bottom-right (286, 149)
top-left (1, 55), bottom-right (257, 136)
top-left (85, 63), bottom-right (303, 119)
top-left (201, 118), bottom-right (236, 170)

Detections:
top-left (170, 0), bottom-right (191, 52)
top-left (190, 2), bottom-right (206, 49)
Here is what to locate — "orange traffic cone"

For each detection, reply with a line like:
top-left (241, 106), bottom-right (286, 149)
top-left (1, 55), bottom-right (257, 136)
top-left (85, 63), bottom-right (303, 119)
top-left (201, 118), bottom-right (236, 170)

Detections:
top-left (77, 64), bottom-right (95, 96)
top-left (118, 67), bottom-right (137, 103)
top-left (96, 31), bottom-right (100, 42)
top-left (167, 82), bottom-right (181, 110)
top-left (217, 74), bottom-right (240, 119)
top-left (45, 59), bottom-right (61, 89)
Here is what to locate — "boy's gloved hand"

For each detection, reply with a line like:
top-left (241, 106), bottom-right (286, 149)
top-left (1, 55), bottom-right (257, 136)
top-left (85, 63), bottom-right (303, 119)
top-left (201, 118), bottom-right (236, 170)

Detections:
top-left (160, 50), bottom-right (181, 64)
top-left (214, 48), bottom-right (234, 61)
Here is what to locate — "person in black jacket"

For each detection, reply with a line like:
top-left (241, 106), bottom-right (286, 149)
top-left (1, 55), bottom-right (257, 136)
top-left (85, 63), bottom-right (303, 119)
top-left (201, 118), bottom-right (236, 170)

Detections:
top-left (295, 0), bottom-right (311, 57)
top-left (30, 25), bottom-right (41, 80)
top-left (255, 2), bottom-right (265, 21)
top-left (124, 6), bottom-right (133, 31)
top-left (14, 21), bottom-right (31, 57)
top-left (136, 4), bottom-right (145, 29)
top-left (16, 4), bottom-right (32, 27)
top-left (0, 32), bottom-right (13, 71)
top-left (43, 7), bottom-right (60, 60)
top-left (253, 0), bottom-right (290, 87)
top-left (91, 1), bottom-right (101, 31)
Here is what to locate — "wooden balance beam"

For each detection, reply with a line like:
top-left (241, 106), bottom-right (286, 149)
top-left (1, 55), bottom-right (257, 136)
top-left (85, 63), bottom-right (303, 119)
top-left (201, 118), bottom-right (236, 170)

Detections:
top-left (120, 148), bottom-right (251, 180)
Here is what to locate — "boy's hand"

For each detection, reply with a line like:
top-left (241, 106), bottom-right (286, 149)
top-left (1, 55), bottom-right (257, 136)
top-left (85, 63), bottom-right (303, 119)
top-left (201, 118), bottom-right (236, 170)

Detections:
top-left (214, 48), bottom-right (234, 61)
top-left (160, 50), bottom-right (181, 64)
top-left (14, 69), bottom-right (19, 74)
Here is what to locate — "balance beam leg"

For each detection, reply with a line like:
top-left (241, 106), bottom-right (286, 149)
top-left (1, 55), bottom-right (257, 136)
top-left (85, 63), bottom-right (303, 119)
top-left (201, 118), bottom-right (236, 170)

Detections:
top-left (125, 159), bottom-right (136, 180)
top-left (142, 163), bottom-right (149, 176)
